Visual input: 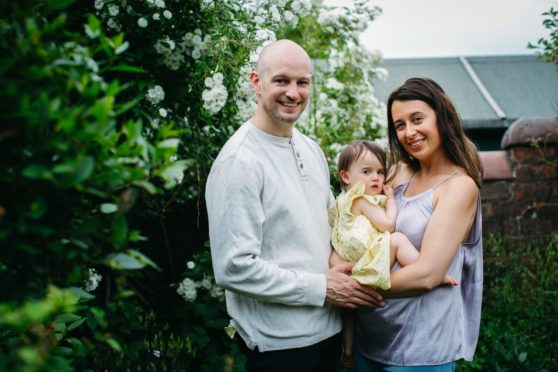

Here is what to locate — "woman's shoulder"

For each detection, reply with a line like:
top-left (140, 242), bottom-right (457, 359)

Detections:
top-left (435, 171), bottom-right (479, 207)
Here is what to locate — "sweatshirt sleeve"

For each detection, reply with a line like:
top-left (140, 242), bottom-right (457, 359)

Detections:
top-left (205, 154), bottom-right (327, 307)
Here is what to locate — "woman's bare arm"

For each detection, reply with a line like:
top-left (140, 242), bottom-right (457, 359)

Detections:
top-left (385, 175), bottom-right (478, 295)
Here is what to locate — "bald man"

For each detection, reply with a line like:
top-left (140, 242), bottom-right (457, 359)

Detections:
top-left (205, 40), bottom-right (383, 372)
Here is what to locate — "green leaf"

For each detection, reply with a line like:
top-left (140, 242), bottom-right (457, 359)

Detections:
top-left (67, 287), bottom-right (95, 301)
top-left (106, 337), bottom-right (122, 353)
top-left (100, 203), bottom-right (118, 214)
top-left (52, 346), bottom-right (73, 356)
top-left (28, 198), bottom-right (47, 219)
top-left (47, 0), bottom-right (76, 10)
top-left (111, 214), bottom-right (128, 247)
top-left (56, 313), bottom-right (82, 324)
top-left (157, 138), bottom-right (180, 149)
top-left (105, 65), bottom-right (147, 74)
top-left (127, 249), bottom-right (161, 271)
top-left (132, 180), bottom-right (158, 194)
top-left (158, 160), bottom-right (192, 189)
top-left (22, 164), bottom-right (51, 180)
top-left (107, 253), bottom-right (144, 270)
top-left (67, 317), bottom-right (86, 331)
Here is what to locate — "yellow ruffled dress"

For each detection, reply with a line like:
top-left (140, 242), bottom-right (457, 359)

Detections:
top-left (329, 181), bottom-right (391, 290)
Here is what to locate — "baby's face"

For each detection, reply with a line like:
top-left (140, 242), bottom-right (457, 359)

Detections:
top-left (345, 151), bottom-right (385, 196)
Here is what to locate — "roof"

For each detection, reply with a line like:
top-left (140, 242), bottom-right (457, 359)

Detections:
top-left (372, 55), bottom-right (558, 129)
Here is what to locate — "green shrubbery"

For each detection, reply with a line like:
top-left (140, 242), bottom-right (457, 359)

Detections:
top-left (458, 234), bottom-right (558, 371)
top-left (0, 0), bottom-right (385, 370)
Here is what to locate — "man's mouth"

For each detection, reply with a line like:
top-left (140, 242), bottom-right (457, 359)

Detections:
top-left (280, 101), bottom-right (298, 108)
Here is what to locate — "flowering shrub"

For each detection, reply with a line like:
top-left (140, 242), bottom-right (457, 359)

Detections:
top-left (0, 0), bottom-right (386, 369)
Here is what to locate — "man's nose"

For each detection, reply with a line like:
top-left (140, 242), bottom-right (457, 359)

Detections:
top-left (285, 83), bottom-right (299, 99)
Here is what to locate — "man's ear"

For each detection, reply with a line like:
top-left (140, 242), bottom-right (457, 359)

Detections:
top-left (249, 70), bottom-right (261, 96)
top-left (339, 170), bottom-right (351, 186)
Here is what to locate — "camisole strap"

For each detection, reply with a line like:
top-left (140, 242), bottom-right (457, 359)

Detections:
top-left (432, 169), bottom-right (462, 190)
top-left (402, 172), bottom-right (417, 194)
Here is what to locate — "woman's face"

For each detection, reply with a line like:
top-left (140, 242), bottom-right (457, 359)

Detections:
top-left (391, 100), bottom-right (441, 160)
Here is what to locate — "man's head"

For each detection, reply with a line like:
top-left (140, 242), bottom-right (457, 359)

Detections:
top-left (250, 40), bottom-right (312, 137)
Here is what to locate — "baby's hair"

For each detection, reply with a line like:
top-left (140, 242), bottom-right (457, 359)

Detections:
top-left (337, 140), bottom-right (386, 191)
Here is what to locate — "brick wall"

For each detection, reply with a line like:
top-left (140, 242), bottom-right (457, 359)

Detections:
top-left (480, 118), bottom-right (558, 241)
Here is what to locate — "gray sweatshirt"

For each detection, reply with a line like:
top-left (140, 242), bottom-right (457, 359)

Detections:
top-left (205, 121), bottom-right (341, 352)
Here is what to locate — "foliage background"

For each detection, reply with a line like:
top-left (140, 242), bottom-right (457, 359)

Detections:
top-left (1, 0), bottom-right (557, 370)
top-left (0, 0), bottom-right (385, 370)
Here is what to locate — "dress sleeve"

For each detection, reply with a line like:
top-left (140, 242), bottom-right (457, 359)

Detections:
top-left (205, 154), bottom-right (327, 307)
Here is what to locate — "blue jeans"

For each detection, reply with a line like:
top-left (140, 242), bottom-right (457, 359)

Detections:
top-left (354, 350), bottom-right (456, 372)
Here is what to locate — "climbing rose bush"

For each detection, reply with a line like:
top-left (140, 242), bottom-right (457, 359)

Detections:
top-left (0, 0), bottom-right (386, 369)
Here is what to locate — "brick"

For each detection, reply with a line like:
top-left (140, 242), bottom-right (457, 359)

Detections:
top-left (514, 165), bottom-right (532, 182)
top-left (482, 203), bottom-right (495, 218)
top-left (503, 219), bottom-right (520, 235)
top-left (510, 147), bottom-right (536, 163)
top-left (534, 201), bottom-right (558, 218)
top-left (552, 184), bottom-right (558, 198)
top-left (514, 183), bottom-right (537, 201)
top-left (481, 182), bottom-right (512, 201)
top-left (532, 164), bottom-right (558, 180)
top-left (520, 218), bottom-right (555, 236)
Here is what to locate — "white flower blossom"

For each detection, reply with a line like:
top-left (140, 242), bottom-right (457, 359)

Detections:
top-left (326, 78), bottom-right (344, 91)
top-left (154, 0), bottom-right (166, 8)
top-left (255, 29), bottom-right (276, 42)
top-left (146, 85), bottom-right (165, 105)
top-left (254, 15), bottom-right (265, 25)
top-left (209, 285), bottom-right (224, 300)
top-left (177, 278), bottom-right (197, 302)
top-left (84, 268), bottom-right (103, 292)
top-left (202, 72), bottom-right (228, 115)
top-left (200, 277), bottom-right (212, 290)
top-left (153, 13), bottom-right (161, 21)
top-left (94, 0), bottom-right (104, 10)
top-left (108, 4), bottom-right (119, 16)
top-left (284, 11), bottom-right (299, 27)
top-left (163, 10), bottom-right (172, 19)
top-left (159, 108), bottom-right (168, 117)
top-left (186, 261), bottom-right (195, 269)
top-left (106, 18), bottom-right (121, 31)
top-left (138, 17), bottom-right (148, 28)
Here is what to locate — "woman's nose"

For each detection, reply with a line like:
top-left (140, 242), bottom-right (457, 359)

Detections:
top-left (405, 124), bottom-right (417, 137)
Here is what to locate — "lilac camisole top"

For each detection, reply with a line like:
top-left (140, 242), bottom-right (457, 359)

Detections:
top-left (355, 174), bottom-right (483, 365)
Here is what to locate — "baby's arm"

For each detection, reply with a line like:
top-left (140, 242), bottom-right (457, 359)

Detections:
top-left (351, 184), bottom-right (397, 232)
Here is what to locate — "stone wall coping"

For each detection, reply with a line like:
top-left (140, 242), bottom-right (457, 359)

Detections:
top-left (480, 150), bottom-right (514, 181)
top-left (501, 117), bottom-right (558, 149)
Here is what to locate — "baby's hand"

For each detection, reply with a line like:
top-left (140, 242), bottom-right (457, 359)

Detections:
top-left (383, 184), bottom-right (394, 198)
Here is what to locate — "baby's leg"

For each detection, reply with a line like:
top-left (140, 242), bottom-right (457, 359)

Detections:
top-left (390, 232), bottom-right (419, 267)
top-left (342, 310), bottom-right (355, 368)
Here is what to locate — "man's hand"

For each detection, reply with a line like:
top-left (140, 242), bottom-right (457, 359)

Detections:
top-left (325, 263), bottom-right (385, 309)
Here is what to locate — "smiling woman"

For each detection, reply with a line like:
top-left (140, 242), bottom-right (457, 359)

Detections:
top-left (354, 78), bottom-right (483, 370)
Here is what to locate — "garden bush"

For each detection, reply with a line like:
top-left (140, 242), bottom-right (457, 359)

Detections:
top-left (458, 234), bottom-right (558, 371)
top-left (0, 0), bottom-right (386, 370)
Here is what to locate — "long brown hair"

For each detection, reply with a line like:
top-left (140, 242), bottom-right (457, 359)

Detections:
top-left (386, 78), bottom-right (483, 187)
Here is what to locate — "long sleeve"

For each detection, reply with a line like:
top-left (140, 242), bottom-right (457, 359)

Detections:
top-left (206, 152), bottom-right (326, 307)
